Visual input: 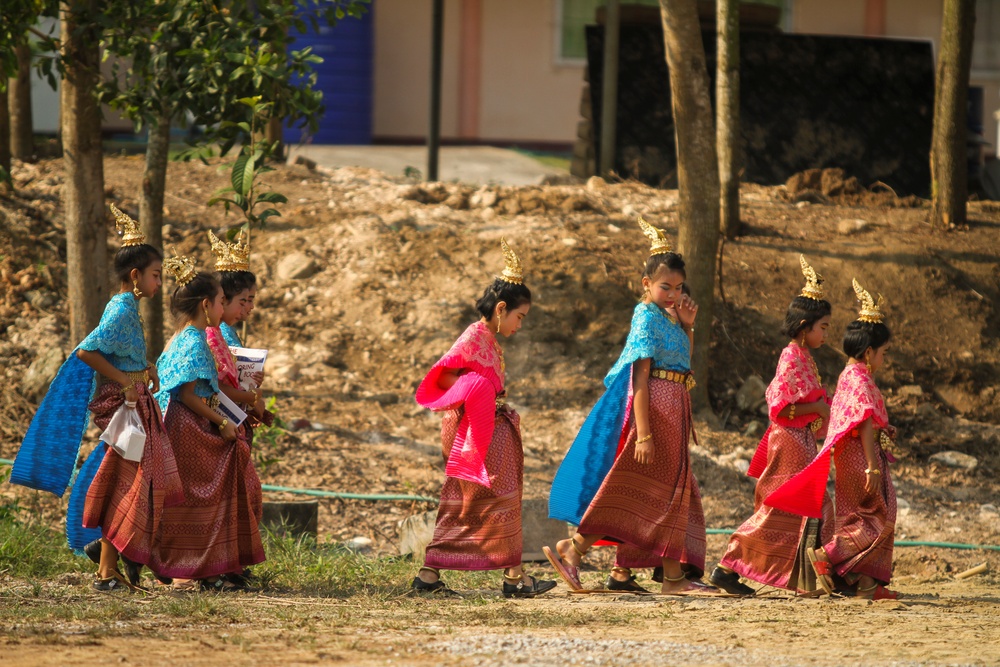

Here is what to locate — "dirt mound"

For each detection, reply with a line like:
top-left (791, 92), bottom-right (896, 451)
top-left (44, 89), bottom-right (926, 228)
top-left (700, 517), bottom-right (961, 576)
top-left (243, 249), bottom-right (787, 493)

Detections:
top-left (2, 156), bottom-right (999, 557)
top-left (781, 167), bottom-right (925, 207)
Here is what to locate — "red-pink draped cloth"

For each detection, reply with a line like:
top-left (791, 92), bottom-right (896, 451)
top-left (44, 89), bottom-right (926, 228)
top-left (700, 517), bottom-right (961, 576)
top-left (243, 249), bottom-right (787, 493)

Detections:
top-left (748, 343), bottom-right (827, 479)
top-left (207, 326), bottom-right (239, 388)
top-left (82, 381), bottom-right (185, 566)
top-left (766, 362), bottom-right (889, 519)
top-left (415, 321), bottom-right (504, 488)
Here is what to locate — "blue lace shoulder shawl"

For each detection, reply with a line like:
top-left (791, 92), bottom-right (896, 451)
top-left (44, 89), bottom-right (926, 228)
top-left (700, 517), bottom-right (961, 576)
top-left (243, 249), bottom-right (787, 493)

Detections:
top-left (220, 321), bottom-right (242, 347)
top-left (549, 302), bottom-right (690, 525)
top-left (155, 325), bottom-right (220, 414)
top-left (11, 293), bottom-right (148, 497)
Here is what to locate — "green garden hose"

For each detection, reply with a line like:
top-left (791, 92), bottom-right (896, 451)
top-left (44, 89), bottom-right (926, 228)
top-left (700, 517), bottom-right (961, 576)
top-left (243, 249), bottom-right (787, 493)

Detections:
top-left (2, 457), bottom-right (998, 551)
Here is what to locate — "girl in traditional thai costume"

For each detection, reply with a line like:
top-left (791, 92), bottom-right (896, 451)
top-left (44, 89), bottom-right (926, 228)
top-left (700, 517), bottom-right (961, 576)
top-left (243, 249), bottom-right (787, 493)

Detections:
top-left (546, 218), bottom-right (710, 594)
top-left (411, 239), bottom-right (555, 598)
top-left (765, 279), bottom-right (899, 600)
top-left (207, 231), bottom-right (268, 429)
top-left (709, 256), bottom-right (834, 596)
top-left (150, 256), bottom-right (265, 590)
top-left (11, 204), bottom-right (183, 591)
top-left (209, 230), bottom-right (253, 349)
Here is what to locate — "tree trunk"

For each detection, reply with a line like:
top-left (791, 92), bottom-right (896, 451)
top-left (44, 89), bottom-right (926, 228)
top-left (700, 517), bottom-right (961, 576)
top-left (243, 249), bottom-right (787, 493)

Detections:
top-left (717, 0), bottom-right (740, 238)
top-left (10, 41), bottom-right (34, 161)
top-left (0, 85), bottom-right (11, 193)
top-left (139, 111), bottom-right (171, 359)
top-left (266, 114), bottom-right (284, 161)
top-left (659, 0), bottom-right (720, 412)
top-left (930, 0), bottom-right (975, 229)
top-left (61, 1), bottom-right (109, 345)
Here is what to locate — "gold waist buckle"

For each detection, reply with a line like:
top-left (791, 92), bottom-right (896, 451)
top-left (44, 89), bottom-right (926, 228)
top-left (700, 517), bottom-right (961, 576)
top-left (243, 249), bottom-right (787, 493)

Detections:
top-left (650, 368), bottom-right (696, 392)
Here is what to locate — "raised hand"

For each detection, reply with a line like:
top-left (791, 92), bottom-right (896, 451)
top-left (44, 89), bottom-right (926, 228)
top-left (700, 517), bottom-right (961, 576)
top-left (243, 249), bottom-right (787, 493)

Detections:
top-left (674, 294), bottom-right (698, 329)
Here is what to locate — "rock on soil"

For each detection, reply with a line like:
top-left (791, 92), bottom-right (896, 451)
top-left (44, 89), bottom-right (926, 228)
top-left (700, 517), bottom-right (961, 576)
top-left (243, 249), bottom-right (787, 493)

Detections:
top-left (929, 451), bottom-right (978, 470)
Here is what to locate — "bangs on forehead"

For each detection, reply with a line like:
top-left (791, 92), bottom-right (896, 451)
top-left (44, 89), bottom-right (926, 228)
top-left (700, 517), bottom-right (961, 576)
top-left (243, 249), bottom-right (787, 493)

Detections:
top-left (652, 266), bottom-right (685, 283)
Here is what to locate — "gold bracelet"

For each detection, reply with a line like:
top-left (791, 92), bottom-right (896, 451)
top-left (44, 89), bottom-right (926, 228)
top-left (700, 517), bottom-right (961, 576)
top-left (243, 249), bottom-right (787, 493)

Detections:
top-left (636, 434), bottom-right (653, 444)
top-left (218, 418), bottom-right (229, 432)
top-left (788, 404), bottom-right (796, 419)
top-left (864, 467), bottom-right (880, 475)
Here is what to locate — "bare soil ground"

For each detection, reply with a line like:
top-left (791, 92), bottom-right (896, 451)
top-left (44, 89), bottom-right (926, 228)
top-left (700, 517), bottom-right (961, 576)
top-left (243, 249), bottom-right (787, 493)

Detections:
top-left (1, 156), bottom-right (999, 666)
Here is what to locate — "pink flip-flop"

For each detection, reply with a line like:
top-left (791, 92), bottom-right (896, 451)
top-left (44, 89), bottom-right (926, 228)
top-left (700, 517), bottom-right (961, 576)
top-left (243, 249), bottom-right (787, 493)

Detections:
top-left (543, 545), bottom-right (584, 592)
top-left (807, 547), bottom-right (835, 594)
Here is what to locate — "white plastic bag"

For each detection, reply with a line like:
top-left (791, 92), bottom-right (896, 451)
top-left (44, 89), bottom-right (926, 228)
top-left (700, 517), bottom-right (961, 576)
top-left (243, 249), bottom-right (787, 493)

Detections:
top-left (99, 401), bottom-right (146, 462)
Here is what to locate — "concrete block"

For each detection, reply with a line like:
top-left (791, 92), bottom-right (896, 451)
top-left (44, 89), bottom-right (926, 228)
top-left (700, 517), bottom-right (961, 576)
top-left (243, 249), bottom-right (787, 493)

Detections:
top-left (397, 498), bottom-right (572, 563)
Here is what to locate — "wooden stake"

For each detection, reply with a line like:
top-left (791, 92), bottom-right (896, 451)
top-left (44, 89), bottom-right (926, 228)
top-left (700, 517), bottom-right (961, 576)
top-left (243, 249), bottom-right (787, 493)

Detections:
top-left (954, 562), bottom-right (988, 580)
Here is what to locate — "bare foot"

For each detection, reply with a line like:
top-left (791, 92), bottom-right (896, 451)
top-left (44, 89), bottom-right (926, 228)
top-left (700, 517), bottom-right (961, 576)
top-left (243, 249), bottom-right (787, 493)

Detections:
top-left (556, 538), bottom-right (581, 567)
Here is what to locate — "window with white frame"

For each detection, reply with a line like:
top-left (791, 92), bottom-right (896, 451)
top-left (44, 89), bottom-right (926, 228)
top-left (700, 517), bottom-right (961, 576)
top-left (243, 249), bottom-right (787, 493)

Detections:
top-left (556, 0), bottom-right (787, 63)
top-left (972, 0), bottom-right (1000, 76)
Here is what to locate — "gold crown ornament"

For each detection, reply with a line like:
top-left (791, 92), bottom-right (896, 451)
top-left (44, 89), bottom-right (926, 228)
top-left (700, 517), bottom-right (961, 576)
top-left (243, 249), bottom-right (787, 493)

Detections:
top-left (852, 278), bottom-right (885, 324)
top-left (799, 255), bottom-right (825, 301)
top-left (163, 249), bottom-right (198, 288)
top-left (499, 237), bottom-right (524, 285)
top-left (636, 215), bottom-right (673, 256)
top-left (110, 203), bottom-right (146, 247)
top-left (208, 229), bottom-right (251, 272)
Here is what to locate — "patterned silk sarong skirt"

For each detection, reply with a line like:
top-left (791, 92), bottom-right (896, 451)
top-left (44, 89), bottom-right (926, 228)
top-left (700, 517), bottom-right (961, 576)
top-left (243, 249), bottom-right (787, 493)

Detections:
top-left (720, 424), bottom-right (834, 591)
top-left (151, 400), bottom-right (265, 579)
top-left (82, 381), bottom-right (185, 565)
top-left (424, 407), bottom-right (524, 571)
top-left (824, 435), bottom-right (896, 585)
top-left (579, 378), bottom-right (707, 577)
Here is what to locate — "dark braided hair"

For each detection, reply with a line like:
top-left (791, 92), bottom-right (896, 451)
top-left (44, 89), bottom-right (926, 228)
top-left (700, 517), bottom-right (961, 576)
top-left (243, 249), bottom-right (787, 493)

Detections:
top-left (114, 244), bottom-right (162, 283)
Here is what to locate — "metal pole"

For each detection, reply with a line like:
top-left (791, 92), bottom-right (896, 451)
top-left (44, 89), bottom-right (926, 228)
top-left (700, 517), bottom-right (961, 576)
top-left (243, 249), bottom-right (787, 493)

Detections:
top-left (427, 0), bottom-right (444, 181)
top-left (599, 0), bottom-right (620, 175)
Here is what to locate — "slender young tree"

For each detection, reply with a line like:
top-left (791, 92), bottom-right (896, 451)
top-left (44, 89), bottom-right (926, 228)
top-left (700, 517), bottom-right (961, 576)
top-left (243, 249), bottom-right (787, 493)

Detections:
top-left (930, 0), bottom-right (975, 229)
top-left (0, 85), bottom-right (10, 192)
top-left (717, 0), bottom-right (740, 238)
top-left (61, 0), bottom-right (108, 343)
top-left (10, 41), bottom-right (34, 160)
top-left (659, 0), bottom-right (720, 411)
top-left (101, 0), bottom-right (367, 355)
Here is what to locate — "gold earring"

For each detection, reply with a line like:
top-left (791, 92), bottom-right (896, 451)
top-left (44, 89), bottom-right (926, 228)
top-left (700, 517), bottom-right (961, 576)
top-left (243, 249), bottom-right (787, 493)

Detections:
top-left (204, 305), bottom-right (212, 327)
top-left (865, 353), bottom-right (872, 374)
top-left (496, 312), bottom-right (502, 334)
top-left (132, 279), bottom-right (142, 298)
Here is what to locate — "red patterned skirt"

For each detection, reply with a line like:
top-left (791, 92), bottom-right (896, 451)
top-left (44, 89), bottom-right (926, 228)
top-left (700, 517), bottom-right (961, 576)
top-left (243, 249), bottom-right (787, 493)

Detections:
top-left (720, 425), bottom-right (834, 591)
top-left (824, 435), bottom-right (896, 584)
top-left (579, 378), bottom-right (706, 576)
top-left (82, 382), bottom-right (185, 565)
top-left (150, 400), bottom-right (265, 579)
top-left (424, 407), bottom-right (524, 571)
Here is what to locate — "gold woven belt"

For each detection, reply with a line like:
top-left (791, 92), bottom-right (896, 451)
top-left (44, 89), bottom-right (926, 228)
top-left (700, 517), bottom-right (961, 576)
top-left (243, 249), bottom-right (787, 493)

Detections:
top-left (98, 369), bottom-right (149, 388)
top-left (650, 368), bottom-right (696, 391)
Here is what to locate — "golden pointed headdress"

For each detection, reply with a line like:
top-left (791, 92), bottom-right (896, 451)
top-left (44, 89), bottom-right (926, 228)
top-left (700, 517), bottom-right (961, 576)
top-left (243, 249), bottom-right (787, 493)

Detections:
top-left (208, 229), bottom-right (251, 272)
top-left (111, 203), bottom-right (145, 247)
top-left (852, 278), bottom-right (885, 324)
top-left (798, 255), bottom-right (825, 301)
top-left (499, 237), bottom-right (524, 285)
top-left (163, 249), bottom-right (198, 288)
top-left (636, 215), bottom-right (673, 256)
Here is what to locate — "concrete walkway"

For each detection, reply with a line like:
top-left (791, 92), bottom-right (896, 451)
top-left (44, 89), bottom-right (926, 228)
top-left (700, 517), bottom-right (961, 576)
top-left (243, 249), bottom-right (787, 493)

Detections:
top-left (286, 145), bottom-right (569, 186)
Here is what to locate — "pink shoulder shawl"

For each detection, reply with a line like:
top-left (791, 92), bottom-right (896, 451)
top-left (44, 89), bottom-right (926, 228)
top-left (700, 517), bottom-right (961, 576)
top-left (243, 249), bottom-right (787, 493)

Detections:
top-left (764, 362), bottom-right (888, 518)
top-left (747, 343), bottom-right (827, 478)
top-left (206, 326), bottom-right (239, 388)
top-left (414, 321), bottom-right (504, 487)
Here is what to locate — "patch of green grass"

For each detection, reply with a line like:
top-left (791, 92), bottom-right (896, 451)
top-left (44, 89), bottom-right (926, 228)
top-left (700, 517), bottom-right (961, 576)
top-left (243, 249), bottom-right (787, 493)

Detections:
top-left (0, 471), bottom-right (89, 580)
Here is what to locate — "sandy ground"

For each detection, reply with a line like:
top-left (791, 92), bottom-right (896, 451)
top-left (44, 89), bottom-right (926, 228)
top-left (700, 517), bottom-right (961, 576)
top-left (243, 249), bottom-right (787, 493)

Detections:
top-left (1, 577), bottom-right (998, 666)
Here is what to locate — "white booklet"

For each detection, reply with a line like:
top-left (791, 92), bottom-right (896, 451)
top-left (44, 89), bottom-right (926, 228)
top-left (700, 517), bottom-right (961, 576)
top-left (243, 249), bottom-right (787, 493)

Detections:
top-left (231, 346), bottom-right (268, 391)
top-left (212, 391), bottom-right (248, 427)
